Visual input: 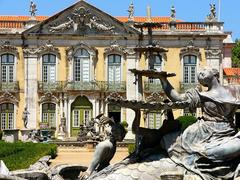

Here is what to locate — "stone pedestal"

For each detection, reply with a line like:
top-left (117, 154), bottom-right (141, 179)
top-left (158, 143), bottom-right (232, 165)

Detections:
top-left (20, 129), bottom-right (33, 142)
top-left (3, 129), bottom-right (19, 143)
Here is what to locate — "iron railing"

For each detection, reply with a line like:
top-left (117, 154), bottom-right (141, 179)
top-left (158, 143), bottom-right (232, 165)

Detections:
top-left (38, 81), bottom-right (65, 92)
top-left (0, 81), bottom-right (19, 92)
top-left (144, 80), bottom-right (162, 92)
top-left (179, 82), bottom-right (199, 92)
top-left (37, 81), bottom-right (126, 92)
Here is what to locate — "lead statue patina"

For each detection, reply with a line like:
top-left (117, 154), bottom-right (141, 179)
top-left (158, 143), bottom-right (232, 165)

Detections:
top-left (86, 68), bottom-right (240, 180)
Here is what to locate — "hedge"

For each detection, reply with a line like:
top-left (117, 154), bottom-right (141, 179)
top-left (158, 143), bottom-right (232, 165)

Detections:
top-left (0, 141), bottom-right (57, 171)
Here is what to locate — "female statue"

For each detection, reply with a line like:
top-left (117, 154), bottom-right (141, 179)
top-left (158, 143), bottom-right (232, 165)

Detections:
top-left (88, 68), bottom-right (240, 180)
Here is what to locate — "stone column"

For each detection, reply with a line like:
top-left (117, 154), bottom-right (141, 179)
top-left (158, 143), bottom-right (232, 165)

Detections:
top-left (23, 52), bottom-right (38, 129)
top-left (125, 49), bottom-right (138, 140)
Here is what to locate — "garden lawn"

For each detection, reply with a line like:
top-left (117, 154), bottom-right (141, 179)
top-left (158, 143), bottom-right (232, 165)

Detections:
top-left (0, 141), bottom-right (57, 171)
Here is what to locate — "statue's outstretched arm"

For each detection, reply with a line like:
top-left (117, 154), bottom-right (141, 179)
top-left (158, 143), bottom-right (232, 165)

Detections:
top-left (132, 109), bottom-right (141, 134)
top-left (160, 77), bottom-right (187, 102)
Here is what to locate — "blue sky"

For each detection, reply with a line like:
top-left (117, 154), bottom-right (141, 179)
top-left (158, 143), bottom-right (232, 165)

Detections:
top-left (0, 0), bottom-right (239, 40)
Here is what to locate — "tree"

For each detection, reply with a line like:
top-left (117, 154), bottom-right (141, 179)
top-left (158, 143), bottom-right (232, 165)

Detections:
top-left (232, 39), bottom-right (240, 67)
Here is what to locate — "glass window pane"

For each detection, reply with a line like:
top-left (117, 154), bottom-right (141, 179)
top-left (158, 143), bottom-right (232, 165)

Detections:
top-left (8, 55), bottom-right (14, 63)
top-left (108, 55), bottom-right (114, 64)
top-left (1, 55), bottom-right (7, 63)
top-left (50, 55), bottom-right (56, 63)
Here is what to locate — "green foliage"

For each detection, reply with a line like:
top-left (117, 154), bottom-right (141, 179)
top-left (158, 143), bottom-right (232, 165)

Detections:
top-left (0, 141), bottom-right (57, 170)
top-left (177, 115), bottom-right (197, 131)
top-left (232, 39), bottom-right (240, 67)
top-left (127, 143), bottom-right (135, 155)
top-left (121, 121), bottom-right (129, 132)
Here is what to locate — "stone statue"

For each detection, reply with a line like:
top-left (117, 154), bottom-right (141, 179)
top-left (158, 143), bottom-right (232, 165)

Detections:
top-left (79, 114), bottom-right (127, 179)
top-left (87, 68), bottom-right (240, 180)
top-left (206, 3), bottom-right (217, 21)
top-left (29, 1), bottom-right (37, 17)
top-left (170, 5), bottom-right (176, 21)
top-left (127, 1), bottom-right (134, 21)
top-left (22, 107), bottom-right (30, 129)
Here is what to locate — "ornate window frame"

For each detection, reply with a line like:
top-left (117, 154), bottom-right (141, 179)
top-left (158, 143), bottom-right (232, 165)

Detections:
top-left (39, 92), bottom-right (59, 129)
top-left (0, 41), bottom-right (19, 83)
top-left (104, 42), bottom-right (127, 82)
top-left (66, 43), bottom-right (97, 81)
top-left (180, 41), bottom-right (201, 83)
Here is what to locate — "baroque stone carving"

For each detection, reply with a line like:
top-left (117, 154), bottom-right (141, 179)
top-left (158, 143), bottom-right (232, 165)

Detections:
top-left (205, 49), bottom-right (222, 59)
top-left (180, 40), bottom-right (201, 58)
top-left (0, 41), bottom-right (18, 54)
top-left (49, 7), bottom-right (115, 33)
top-left (146, 92), bottom-right (164, 103)
top-left (66, 43), bottom-right (97, 61)
top-left (39, 92), bottom-right (59, 104)
top-left (23, 41), bottom-right (59, 55)
top-left (104, 41), bottom-right (128, 56)
top-left (0, 91), bottom-right (19, 105)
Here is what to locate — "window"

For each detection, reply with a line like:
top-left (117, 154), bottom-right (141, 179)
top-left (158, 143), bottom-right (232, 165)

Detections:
top-left (73, 49), bottom-right (90, 82)
top-left (0, 103), bottom-right (14, 130)
top-left (149, 54), bottom-right (162, 84)
top-left (147, 111), bottom-right (163, 129)
top-left (108, 54), bottom-right (121, 82)
top-left (183, 108), bottom-right (196, 117)
top-left (1, 54), bottom-right (15, 82)
top-left (42, 54), bottom-right (56, 82)
top-left (183, 55), bottom-right (197, 83)
top-left (42, 103), bottom-right (56, 128)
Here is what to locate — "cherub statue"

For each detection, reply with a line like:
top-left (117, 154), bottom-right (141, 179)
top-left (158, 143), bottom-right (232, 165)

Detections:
top-left (79, 114), bottom-right (127, 179)
top-left (29, 1), bottom-right (37, 17)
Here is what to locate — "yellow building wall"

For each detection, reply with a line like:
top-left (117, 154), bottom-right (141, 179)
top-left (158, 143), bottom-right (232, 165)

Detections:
top-left (16, 47), bottom-right (25, 129)
top-left (95, 48), bottom-right (105, 81)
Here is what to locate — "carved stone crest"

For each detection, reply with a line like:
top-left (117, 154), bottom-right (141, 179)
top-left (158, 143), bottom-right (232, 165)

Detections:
top-left (39, 92), bottom-right (59, 104)
top-left (49, 6), bottom-right (115, 33)
top-left (23, 41), bottom-right (59, 55)
top-left (146, 92), bottom-right (164, 103)
top-left (0, 41), bottom-right (18, 55)
top-left (104, 41), bottom-right (128, 56)
top-left (0, 92), bottom-right (19, 105)
top-left (205, 49), bottom-right (222, 59)
top-left (66, 43), bottom-right (97, 61)
top-left (180, 40), bottom-right (201, 58)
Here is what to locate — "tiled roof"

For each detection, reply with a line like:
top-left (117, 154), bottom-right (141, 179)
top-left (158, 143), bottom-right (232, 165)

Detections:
top-left (223, 68), bottom-right (240, 76)
top-left (0, 16), bottom-right (47, 21)
top-left (0, 15), bottom-right (182, 29)
top-left (0, 16), bottom-right (48, 29)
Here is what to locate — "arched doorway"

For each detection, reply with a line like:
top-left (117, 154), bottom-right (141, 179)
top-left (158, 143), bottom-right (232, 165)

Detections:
top-left (71, 96), bottom-right (92, 137)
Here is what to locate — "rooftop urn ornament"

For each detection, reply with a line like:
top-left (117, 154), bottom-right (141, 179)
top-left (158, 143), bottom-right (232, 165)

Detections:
top-left (127, 1), bottom-right (134, 21)
top-left (170, 5), bottom-right (176, 21)
top-left (29, 0), bottom-right (37, 17)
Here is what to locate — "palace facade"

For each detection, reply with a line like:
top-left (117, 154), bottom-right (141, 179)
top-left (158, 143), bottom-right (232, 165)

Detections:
top-left (0, 1), bottom-right (233, 139)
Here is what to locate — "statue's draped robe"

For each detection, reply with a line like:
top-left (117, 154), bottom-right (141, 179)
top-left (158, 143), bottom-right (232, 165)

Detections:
top-left (168, 86), bottom-right (240, 179)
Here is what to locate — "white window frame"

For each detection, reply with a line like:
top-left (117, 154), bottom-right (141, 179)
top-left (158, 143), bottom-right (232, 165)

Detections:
top-left (181, 54), bottom-right (199, 84)
top-left (73, 49), bottom-right (90, 82)
top-left (105, 53), bottom-right (125, 82)
top-left (0, 53), bottom-right (17, 83)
